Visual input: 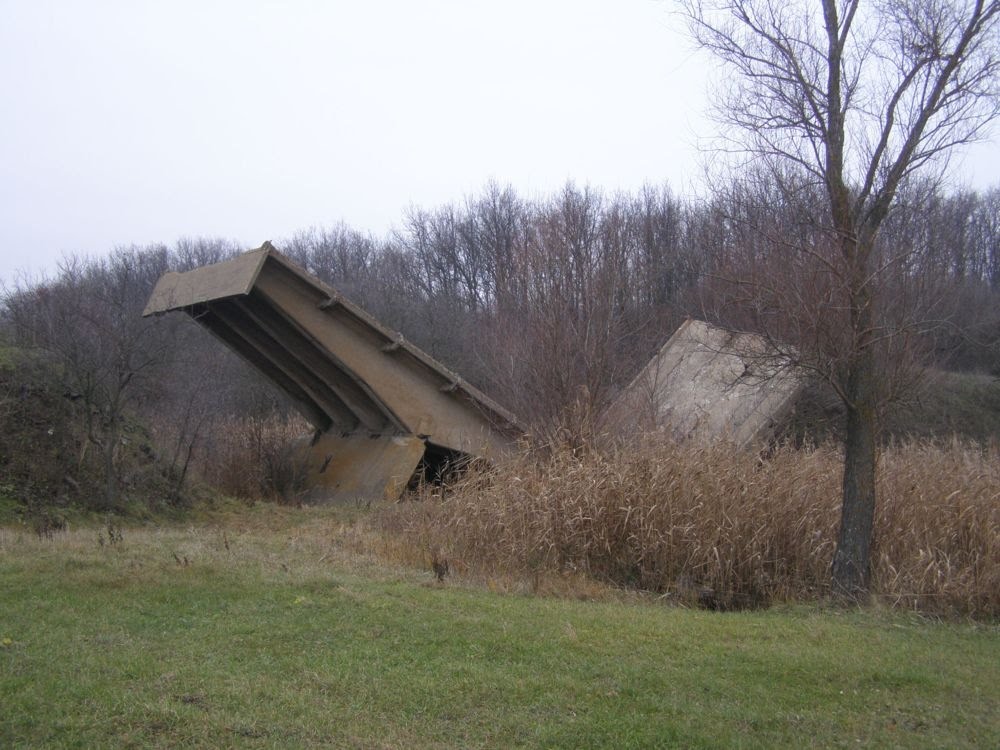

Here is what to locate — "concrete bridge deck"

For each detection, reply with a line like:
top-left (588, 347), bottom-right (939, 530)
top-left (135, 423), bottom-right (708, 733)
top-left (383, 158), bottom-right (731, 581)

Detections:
top-left (144, 242), bottom-right (522, 502)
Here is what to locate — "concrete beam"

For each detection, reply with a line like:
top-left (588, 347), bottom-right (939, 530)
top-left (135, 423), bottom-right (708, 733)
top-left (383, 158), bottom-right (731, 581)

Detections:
top-left (144, 242), bottom-right (523, 502)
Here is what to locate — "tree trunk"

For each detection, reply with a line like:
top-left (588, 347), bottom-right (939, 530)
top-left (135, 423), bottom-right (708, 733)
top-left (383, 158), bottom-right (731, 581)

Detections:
top-left (103, 418), bottom-right (119, 511)
top-left (832, 250), bottom-right (878, 598)
top-left (832, 360), bottom-right (877, 597)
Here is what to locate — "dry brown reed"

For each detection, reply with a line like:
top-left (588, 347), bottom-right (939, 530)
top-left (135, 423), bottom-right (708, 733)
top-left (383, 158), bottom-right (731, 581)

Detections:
top-left (379, 437), bottom-right (999, 617)
top-left (201, 415), bottom-right (311, 503)
top-left (874, 438), bottom-right (999, 617)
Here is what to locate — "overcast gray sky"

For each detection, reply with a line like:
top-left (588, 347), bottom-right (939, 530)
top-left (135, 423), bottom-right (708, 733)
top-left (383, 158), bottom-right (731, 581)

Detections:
top-left (1, 0), bottom-right (998, 284)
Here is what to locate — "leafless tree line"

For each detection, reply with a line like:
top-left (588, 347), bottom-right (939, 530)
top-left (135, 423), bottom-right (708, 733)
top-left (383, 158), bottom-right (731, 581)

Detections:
top-left (1, 179), bottom-right (998, 510)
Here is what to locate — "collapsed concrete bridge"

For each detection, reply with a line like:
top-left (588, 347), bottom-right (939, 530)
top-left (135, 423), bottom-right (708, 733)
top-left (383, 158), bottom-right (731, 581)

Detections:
top-left (144, 243), bottom-right (805, 501)
top-left (143, 242), bottom-right (523, 502)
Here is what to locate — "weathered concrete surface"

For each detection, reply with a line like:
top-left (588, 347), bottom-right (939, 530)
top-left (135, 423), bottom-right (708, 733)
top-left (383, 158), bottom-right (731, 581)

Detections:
top-left (144, 242), bottom-right (522, 502)
top-left (301, 433), bottom-right (426, 504)
top-left (603, 319), bottom-right (803, 448)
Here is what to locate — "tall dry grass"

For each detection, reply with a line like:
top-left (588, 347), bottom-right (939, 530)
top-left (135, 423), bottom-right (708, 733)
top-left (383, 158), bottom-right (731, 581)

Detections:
top-left (379, 438), bottom-right (999, 617)
top-left (200, 415), bottom-right (311, 503)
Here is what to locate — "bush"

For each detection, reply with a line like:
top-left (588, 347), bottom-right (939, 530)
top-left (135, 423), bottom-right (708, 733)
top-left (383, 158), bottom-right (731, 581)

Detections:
top-left (0, 346), bottom-right (195, 516)
top-left (0, 350), bottom-right (81, 509)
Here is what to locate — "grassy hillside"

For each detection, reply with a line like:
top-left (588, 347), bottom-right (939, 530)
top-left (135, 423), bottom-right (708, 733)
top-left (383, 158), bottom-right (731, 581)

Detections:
top-left (0, 344), bottom-right (194, 521)
top-left (890, 369), bottom-right (1000, 442)
top-left (784, 369), bottom-right (1000, 445)
top-left (2, 507), bottom-right (997, 749)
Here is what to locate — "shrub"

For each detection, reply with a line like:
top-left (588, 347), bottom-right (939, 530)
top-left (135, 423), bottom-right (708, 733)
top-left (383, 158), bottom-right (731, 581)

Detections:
top-left (0, 347), bottom-right (192, 515)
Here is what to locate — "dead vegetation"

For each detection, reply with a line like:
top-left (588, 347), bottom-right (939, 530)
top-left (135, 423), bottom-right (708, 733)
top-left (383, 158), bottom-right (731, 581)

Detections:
top-left (379, 437), bottom-right (999, 618)
top-left (199, 415), bottom-right (311, 503)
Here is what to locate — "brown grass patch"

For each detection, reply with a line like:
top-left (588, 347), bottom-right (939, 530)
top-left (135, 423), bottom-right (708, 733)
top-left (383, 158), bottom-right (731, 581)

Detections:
top-left (378, 438), bottom-right (999, 617)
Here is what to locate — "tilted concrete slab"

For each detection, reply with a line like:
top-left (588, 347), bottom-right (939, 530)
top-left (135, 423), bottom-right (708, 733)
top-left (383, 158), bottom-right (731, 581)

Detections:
top-left (144, 242), bottom-right (522, 502)
top-left (603, 319), bottom-right (803, 448)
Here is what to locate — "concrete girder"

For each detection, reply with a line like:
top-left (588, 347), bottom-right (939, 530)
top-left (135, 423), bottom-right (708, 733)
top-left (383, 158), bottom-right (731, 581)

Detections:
top-left (144, 243), bottom-right (522, 502)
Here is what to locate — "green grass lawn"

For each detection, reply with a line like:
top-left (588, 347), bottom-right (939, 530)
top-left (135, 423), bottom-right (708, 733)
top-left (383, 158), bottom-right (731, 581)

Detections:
top-left (1, 507), bottom-right (997, 749)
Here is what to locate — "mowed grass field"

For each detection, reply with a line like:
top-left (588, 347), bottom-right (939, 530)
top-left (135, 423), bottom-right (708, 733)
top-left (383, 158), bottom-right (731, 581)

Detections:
top-left (1, 506), bottom-right (997, 749)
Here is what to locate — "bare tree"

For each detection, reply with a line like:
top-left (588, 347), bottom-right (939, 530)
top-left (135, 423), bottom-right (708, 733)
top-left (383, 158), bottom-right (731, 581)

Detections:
top-left (681, 0), bottom-right (1000, 596)
top-left (4, 249), bottom-right (176, 510)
